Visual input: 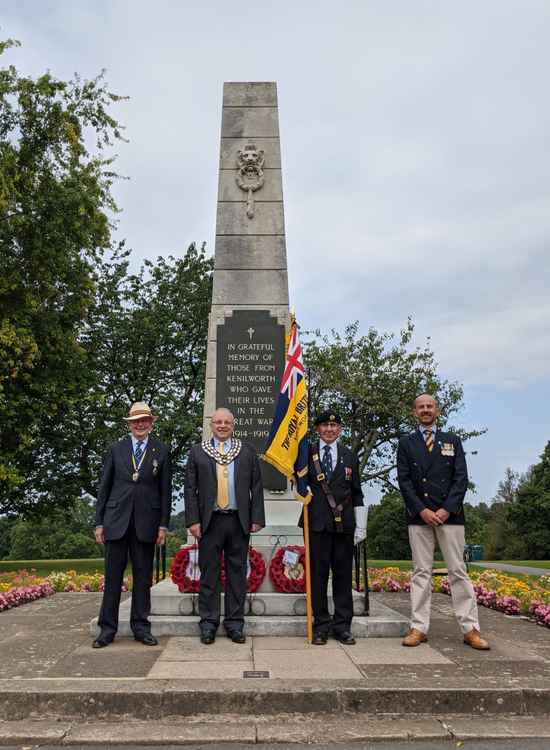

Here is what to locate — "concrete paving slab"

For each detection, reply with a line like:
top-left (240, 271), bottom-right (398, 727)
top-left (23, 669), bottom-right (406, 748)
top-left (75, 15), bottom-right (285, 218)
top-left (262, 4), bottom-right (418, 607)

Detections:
top-left (0, 720), bottom-right (70, 744)
top-left (257, 717), bottom-right (448, 743)
top-left (159, 636), bottom-right (253, 662)
top-left (254, 649), bottom-right (363, 679)
top-left (147, 660), bottom-right (253, 679)
top-left (65, 721), bottom-right (257, 745)
top-left (44, 647), bottom-right (160, 678)
top-left (341, 639), bottom-right (452, 665)
top-left (446, 716), bottom-right (550, 739)
top-left (357, 663), bottom-right (479, 689)
top-left (252, 636), bottom-right (325, 651)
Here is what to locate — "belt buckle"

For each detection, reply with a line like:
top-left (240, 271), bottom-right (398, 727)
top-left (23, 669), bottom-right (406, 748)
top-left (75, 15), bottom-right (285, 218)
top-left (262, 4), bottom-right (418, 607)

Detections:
top-left (317, 472), bottom-right (325, 481)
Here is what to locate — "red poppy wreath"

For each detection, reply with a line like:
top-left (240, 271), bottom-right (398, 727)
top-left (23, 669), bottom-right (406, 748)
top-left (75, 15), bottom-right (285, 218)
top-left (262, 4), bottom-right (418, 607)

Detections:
top-left (170, 544), bottom-right (266, 593)
top-left (269, 545), bottom-right (306, 593)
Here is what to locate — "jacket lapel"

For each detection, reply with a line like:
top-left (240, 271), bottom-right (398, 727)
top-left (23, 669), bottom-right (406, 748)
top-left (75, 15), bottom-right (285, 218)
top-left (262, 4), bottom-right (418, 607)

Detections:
top-left (123, 436), bottom-right (134, 476)
top-left (330, 444), bottom-right (345, 482)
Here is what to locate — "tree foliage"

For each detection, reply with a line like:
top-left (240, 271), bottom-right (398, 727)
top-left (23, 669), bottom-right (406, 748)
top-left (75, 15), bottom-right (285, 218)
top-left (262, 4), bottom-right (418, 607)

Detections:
top-left (506, 443), bottom-right (550, 559)
top-left (303, 319), bottom-right (484, 489)
top-left (0, 38), bottom-right (125, 508)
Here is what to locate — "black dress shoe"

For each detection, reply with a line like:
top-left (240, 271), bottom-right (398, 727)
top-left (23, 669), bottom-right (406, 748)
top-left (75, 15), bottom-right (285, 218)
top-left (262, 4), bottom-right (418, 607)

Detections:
top-left (334, 631), bottom-right (356, 645)
top-left (134, 633), bottom-right (158, 646)
top-left (226, 630), bottom-right (246, 644)
top-left (92, 637), bottom-right (113, 649)
top-left (200, 631), bottom-right (216, 645)
top-left (312, 632), bottom-right (328, 645)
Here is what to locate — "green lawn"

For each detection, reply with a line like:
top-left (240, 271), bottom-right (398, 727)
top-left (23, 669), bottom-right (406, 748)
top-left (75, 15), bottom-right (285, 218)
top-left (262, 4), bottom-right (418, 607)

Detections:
top-left (495, 560), bottom-right (550, 570)
top-left (0, 559), bottom-right (106, 575)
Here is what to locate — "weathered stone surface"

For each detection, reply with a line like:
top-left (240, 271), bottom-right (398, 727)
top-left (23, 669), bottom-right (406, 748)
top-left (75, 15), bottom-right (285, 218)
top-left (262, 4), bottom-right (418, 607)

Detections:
top-left (212, 269), bottom-right (289, 305)
top-left (148, 659), bottom-right (253, 679)
top-left (220, 137), bottom-right (281, 169)
top-left (254, 648), bottom-right (362, 679)
top-left (66, 719), bottom-right (257, 745)
top-left (218, 168), bottom-right (283, 202)
top-left (0, 720), bottom-right (70, 744)
top-left (223, 81), bottom-right (277, 107)
top-left (214, 235), bottom-right (287, 270)
top-left (257, 717), bottom-right (448, 743)
top-left (216, 201), bottom-right (285, 235)
top-left (221, 106), bottom-right (279, 138)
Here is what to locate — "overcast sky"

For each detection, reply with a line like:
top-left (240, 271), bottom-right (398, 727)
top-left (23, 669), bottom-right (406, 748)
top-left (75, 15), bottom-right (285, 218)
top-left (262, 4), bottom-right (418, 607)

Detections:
top-left (4, 1), bottom-right (550, 503)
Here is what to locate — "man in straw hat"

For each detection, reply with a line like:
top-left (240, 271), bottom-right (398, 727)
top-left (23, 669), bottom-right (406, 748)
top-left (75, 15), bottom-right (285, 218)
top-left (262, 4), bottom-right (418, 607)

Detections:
top-left (93, 402), bottom-right (172, 648)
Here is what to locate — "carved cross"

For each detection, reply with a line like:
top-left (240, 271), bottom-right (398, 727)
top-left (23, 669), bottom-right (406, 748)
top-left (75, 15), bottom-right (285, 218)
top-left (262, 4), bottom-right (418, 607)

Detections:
top-left (247, 327), bottom-right (255, 340)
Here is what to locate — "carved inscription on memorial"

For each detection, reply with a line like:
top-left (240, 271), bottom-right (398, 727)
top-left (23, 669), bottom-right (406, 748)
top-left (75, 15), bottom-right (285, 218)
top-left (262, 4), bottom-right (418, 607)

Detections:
top-left (217, 309), bottom-right (286, 490)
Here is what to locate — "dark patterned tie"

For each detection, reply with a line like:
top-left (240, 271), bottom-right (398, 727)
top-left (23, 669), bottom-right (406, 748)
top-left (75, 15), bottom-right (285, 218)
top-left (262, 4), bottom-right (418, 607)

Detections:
top-left (134, 441), bottom-right (144, 463)
top-left (322, 444), bottom-right (333, 478)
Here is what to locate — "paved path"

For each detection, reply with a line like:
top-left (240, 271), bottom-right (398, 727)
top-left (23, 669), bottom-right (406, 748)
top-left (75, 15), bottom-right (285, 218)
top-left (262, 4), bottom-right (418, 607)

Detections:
top-left (471, 561), bottom-right (549, 576)
top-left (0, 590), bottom-right (549, 729)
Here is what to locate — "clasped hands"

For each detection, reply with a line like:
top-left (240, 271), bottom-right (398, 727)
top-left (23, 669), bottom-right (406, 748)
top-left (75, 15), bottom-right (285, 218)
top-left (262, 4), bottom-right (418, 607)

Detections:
top-left (420, 508), bottom-right (450, 527)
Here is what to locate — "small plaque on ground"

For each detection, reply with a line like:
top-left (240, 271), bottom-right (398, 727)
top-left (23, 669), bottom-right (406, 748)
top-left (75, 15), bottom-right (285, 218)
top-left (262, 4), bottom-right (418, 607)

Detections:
top-left (243, 670), bottom-right (270, 678)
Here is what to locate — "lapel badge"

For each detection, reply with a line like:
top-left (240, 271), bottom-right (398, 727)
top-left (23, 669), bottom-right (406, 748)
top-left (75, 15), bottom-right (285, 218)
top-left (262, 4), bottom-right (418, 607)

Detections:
top-left (152, 458), bottom-right (159, 476)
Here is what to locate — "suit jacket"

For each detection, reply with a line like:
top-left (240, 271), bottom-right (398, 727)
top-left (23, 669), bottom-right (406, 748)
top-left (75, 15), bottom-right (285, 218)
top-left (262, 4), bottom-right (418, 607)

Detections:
top-left (397, 430), bottom-right (468, 525)
top-left (300, 442), bottom-right (364, 533)
top-left (95, 436), bottom-right (172, 542)
top-left (184, 441), bottom-right (265, 535)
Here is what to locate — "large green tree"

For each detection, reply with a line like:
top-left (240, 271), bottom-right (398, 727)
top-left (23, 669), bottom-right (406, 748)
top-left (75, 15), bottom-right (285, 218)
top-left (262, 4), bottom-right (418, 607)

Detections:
top-left (303, 320), bottom-right (483, 489)
top-left (0, 39), bottom-right (125, 512)
top-left (507, 443), bottom-right (550, 559)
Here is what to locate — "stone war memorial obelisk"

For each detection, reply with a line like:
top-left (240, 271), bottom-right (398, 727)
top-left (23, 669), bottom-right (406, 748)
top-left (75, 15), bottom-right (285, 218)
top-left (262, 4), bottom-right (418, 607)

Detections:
top-left (98, 82), bottom-right (407, 637)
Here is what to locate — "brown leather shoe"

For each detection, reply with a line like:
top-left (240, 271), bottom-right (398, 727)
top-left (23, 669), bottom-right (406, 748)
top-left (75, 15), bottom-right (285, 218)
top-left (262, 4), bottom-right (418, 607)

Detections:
top-left (463, 628), bottom-right (490, 650)
top-left (402, 628), bottom-right (428, 647)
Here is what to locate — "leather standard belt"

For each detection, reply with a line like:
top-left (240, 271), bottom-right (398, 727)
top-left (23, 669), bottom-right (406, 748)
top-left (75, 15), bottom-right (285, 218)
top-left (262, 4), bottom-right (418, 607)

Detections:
top-left (311, 452), bottom-right (350, 533)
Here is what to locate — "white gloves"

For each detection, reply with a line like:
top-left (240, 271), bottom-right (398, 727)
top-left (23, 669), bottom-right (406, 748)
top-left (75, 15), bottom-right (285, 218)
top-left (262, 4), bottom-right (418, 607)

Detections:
top-left (354, 505), bottom-right (367, 545)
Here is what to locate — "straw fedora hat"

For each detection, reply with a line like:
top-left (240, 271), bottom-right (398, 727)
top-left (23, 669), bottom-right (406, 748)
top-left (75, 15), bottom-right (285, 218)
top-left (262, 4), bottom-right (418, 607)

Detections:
top-left (123, 402), bottom-right (159, 422)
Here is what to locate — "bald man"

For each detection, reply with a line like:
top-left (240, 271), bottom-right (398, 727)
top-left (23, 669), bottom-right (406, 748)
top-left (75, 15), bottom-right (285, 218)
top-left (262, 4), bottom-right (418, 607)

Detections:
top-left (397, 394), bottom-right (490, 650)
top-left (185, 409), bottom-right (265, 643)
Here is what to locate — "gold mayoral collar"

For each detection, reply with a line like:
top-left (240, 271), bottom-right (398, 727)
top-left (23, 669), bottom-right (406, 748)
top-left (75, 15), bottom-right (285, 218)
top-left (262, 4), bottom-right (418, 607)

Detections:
top-left (201, 439), bottom-right (242, 465)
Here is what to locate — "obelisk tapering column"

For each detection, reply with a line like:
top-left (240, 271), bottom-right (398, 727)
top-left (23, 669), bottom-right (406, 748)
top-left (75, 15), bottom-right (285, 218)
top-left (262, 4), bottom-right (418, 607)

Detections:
top-left (204, 82), bottom-right (300, 538)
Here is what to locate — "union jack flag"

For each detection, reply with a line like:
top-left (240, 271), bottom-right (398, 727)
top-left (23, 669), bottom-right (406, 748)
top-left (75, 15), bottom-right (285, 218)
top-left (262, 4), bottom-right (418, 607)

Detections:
top-left (280, 323), bottom-right (305, 400)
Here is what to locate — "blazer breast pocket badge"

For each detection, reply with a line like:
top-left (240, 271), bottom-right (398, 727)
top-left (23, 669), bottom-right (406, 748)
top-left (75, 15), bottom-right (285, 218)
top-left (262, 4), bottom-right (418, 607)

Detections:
top-left (440, 442), bottom-right (455, 457)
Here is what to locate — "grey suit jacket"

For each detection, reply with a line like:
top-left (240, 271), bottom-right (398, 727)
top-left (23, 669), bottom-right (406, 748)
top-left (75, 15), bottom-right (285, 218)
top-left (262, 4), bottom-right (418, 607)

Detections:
top-left (184, 441), bottom-right (265, 535)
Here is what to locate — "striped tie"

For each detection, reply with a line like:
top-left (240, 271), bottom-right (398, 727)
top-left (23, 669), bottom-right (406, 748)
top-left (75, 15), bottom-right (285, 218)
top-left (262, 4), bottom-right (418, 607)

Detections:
top-left (134, 441), bottom-right (144, 463)
top-left (217, 442), bottom-right (230, 509)
top-left (424, 430), bottom-right (434, 453)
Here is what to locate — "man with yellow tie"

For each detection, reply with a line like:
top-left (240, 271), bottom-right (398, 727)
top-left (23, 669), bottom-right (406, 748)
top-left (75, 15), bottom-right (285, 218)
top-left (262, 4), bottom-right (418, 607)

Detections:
top-left (185, 408), bottom-right (265, 644)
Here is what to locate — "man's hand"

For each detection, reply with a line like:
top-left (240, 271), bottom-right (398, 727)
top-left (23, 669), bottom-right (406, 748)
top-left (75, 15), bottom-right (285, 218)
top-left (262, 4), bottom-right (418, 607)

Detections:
top-left (434, 508), bottom-right (450, 523)
top-left (156, 528), bottom-right (167, 546)
top-left (94, 527), bottom-right (105, 545)
top-left (419, 508), bottom-right (444, 527)
top-left (250, 523), bottom-right (263, 533)
top-left (189, 523), bottom-right (202, 540)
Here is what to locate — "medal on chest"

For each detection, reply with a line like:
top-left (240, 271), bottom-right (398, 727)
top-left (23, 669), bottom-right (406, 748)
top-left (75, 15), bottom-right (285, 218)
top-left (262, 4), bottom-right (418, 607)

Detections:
top-left (132, 448), bottom-right (147, 482)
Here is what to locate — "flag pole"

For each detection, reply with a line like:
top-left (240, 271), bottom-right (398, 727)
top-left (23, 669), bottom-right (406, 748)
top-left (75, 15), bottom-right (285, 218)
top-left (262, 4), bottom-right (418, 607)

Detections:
top-left (302, 502), bottom-right (313, 643)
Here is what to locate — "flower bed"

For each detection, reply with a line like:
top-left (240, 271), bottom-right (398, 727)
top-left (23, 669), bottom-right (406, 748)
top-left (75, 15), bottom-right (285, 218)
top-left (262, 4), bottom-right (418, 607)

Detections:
top-left (0, 582), bottom-right (54, 612)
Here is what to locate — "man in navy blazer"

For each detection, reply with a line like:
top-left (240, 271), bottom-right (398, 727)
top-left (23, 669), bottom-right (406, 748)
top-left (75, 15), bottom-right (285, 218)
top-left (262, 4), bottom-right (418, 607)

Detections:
top-left (397, 394), bottom-right (489, 650)
top-left (93, 402), bottom-right (172, 648)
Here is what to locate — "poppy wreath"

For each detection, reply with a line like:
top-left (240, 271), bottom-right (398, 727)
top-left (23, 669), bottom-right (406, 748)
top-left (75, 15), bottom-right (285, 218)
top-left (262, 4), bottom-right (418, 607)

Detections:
top-left (269, 545), bottom-right (306, 593)
top-left (170, 544), bottom-right (201, 593)
top-left (170, 544), bottom-right (267, 593)
top-left (220, 546), bottom-right (266, 593)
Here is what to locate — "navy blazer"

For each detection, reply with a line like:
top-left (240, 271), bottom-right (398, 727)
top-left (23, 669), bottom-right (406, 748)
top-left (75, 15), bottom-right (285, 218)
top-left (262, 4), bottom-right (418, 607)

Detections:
top-left (300, 442), bottom-right (364, 534)
top-left (184, 442), bottom-right (265, 535)
top-left (397, 430), bottom-right (468, 525)
top-left (95, 436), bottom-right (172, 542)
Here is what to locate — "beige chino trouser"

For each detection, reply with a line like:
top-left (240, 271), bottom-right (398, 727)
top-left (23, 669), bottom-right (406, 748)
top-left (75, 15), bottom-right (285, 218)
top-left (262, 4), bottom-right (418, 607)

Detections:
top-left (408, 523), bottom-right (479, 635)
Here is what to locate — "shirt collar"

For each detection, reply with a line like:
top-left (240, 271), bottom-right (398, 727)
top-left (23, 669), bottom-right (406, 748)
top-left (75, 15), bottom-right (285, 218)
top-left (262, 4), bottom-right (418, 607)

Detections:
top-left (213, 437), bottom-right (232, 449)
top-left (131, 435), bottom-right (149, 450)
top-left (418, 425), bottom-right (436, 436)
top-left (319, 439), bottom-right (338, 451)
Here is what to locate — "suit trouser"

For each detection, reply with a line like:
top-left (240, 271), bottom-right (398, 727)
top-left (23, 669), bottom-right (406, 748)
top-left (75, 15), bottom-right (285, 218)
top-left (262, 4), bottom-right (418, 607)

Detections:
top-left (98, 516), bottom-right (155, 639)
top-left (309, 530), bottom-right (354, 634)
top-left (198, 513), bottom-right (249, 632)
top-left (408, 523), bottom-right (479, 635)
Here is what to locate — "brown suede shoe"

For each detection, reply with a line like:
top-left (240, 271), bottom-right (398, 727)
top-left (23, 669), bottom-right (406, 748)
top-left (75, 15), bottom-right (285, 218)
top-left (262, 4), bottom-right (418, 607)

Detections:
top-left (463, 628), bottom-right (490, 650)
top-left (402, 628), bottom-right (428, 647)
